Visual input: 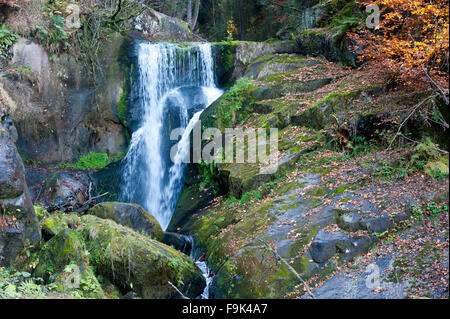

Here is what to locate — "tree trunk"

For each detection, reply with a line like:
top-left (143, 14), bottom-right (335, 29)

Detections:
top-left (237, 0), bottom-right (246, 40)
top-left (191, 0), bottom-right (200, 31)
top-left (187, 0), bottom-right (192, 28)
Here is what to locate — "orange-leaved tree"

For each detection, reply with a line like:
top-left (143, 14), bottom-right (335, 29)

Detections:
top-left (351, 0), bottom-right (449, 105)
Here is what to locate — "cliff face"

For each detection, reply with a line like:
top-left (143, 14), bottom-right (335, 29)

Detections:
top-left (0, 114), bottom-right (41, 267)
top-left (0, 34), bottom-right (129, 164)
top-left (0, 2), bottom-right (193, 165)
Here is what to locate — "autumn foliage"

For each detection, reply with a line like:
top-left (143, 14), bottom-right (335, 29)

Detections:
top-left (351, 0), bottom-right (449, 98)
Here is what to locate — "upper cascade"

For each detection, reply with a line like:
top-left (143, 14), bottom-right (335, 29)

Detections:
top-left (121, 42), bottom-right (222, 230)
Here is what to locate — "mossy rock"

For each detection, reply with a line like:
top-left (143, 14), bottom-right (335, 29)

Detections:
top-left (167, 183), bottom-right (215, 232)
top-left (50, 262), bottom-right (106, 299)
top-left (296, 27), bottom-right (358, 67)
top-left (88, 202), bottom-right (163, 241)
top-left (77, 215), bottom-right (205, 299)
top-left (34, 228), bottom-right (85, 281)
top-left (424, 156), bottom-right (449, 179)
top-left (41, 213), bottom-right (81, 240)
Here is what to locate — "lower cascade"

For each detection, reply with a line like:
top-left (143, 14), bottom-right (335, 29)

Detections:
top-left (120, 42), bottom-right (222, 231)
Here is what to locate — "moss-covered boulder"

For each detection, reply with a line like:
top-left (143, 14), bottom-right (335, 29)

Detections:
top-left (211, 40), bottom-right (299, 86)
top-left (167, 183), bottom-right (215, 232)
top-left (77, 215), bottom-right (205, 299)
top-left (34, 228), bottom-right (105, 298)
top-left (296, 28), bottom-right (358, 67)
top-left (88, 202), bottom-right (163, 241)
top-left (41, 213), bottom-right (81, 239)
top-left (34, 228), bottom-right (85, 279)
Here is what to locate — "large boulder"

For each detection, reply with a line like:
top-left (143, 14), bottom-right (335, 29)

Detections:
top-left (77, 215), bottom-right (205, 299)
top-left (0, 119), bottom-right (41, 267)
top-left (130, 8), bottom-right (192, 41)
top-left (88, 202), bottom-right (163, 241)
top-left (34, 228), bottom-right (106, 298)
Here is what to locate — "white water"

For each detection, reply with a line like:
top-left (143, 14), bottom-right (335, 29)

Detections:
top-left (185, 235), bottom-right (214, 299)
top-left (121, 42), bottom-right (222, 231)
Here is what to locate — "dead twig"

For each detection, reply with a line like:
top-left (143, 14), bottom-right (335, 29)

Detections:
top-left (168, 281), bottom-right (189, 299)
top-left (388, 93), bottom-right (439, 150)
top-left (408, 33), bottom-right (449, 106)
top-left (237, 230), bottom-right (315, 299)
top-left (398, 133), bottom-right (449, 154)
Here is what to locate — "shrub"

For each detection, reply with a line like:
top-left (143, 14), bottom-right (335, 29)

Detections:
top-left (0, 24), bottom-right (19, 60)
top-left (65, 152), bottom-right (111, 170)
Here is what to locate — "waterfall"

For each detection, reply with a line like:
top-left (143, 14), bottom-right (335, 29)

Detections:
top-left (120, 42), bottom-right (222, 231)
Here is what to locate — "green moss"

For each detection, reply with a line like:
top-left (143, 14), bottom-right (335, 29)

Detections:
top-left (209, 77), bottom-right (256, 130)
top-left (306, 185), bottom-right (331, 197)
top-left (41, 213), bottom-right (81, 238)
top-left (63, 152), bottom-right (111, 170)
top-left (34, 229), bottom-right (85, 281)
top-left (117, 86), bottom-right (128, 124)
top-left (332, 185), bottom-right (349, 196)
top-left (88, 202), bottom-right (163, 241)
top-left (77, 215), bottom-right (204, 298)
top-left (425, 156), bottom-right (449, 180)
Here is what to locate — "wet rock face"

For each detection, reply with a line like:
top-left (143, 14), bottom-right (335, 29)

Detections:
top-left (0, 34), bottom-right (129, 165)
top-left (0, 120), bottom-right (41, 266)
top-left (163, 232), bottom-right (193, 255)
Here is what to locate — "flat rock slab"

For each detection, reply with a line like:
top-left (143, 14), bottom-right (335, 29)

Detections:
top-left (310, 230), bottom-right (351, 263)
top-left (303, 257), bottom-right (411, 299)
top-left (360, 215), bottom-right (392, 234)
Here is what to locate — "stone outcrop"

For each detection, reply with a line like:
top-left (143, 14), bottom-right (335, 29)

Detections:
top-left (130, 8), bottom-right (192, 41)
top-left (0, 114), bottom-right (41, 266)
top-left (0, 34), bottom-right (129, 164)
top-left (0, 3), bottom-right (193, 166)
top-left (168, 50), bottom-right (448, 299)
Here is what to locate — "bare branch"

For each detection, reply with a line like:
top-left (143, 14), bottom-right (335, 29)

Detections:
top-left (237, 230), bottom-right (315, 299)
top-left (408, 33), bottom-right (449, 105)
top-left (168, 281), bottom-right (189, 299)
top-left (388, 93), bottom-right (439, 150)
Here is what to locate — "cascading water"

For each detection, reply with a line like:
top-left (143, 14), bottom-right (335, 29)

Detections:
top-left (120, 42), bottom-right (222, 231)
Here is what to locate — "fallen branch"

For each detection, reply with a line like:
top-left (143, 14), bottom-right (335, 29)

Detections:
top-left (192, 33), bottom-right (208, 42)
top-left (398, 133), bottom-right (449, 154)
top-left (168, 281), bottom-right (189, 299)
top-left (238, 230), bottom-right (315, 299)
top-left (269, 0), bottom-right (302, 13)
top-left (388, 93), bottom-right (439, 150)
top-left (33, 183), bottom-right (45, 205)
